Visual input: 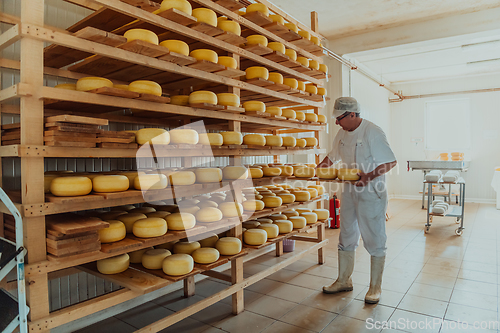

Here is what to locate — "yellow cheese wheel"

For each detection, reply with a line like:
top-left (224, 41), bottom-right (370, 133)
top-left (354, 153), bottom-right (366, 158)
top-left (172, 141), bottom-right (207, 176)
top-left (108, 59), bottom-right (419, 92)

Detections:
top-left (160, 39), bottom-right (189, 56)
top-left (266, 106), bottom-right (282, 116)
top-left (217, 20), bottom-right (241, 35)
top-left (174, 241), bottom-right (201, 255)
top-left (283, 210), bottom-right (299, 218)
top-left (301, 212), bottom-right (318, 224)
top-left (283, 78), bottom-right (298, 89)
top-left (219, 202), bottom-right (243, 218)
top-left (128, 247), bottom-right (154, 264)
top-left (55, 83), bottom-right (76, 90)
top-left (265, 135), bottom-right (283, 147)
top-left (170, 95), bottom-right (190, 106)
top-left (305, 113), bottom-right (318, 122)
top-left (243, 200), bottom-right (265, 211)
top-left (50, 176), bottom-right (92, 197)
top-left (274, 220), bottom-right (293, 233)
top-left (304, 137), bottom-right (318, 147)
top-left (199, 234), bottom-right (219, 248)
top-left (217, 93), bottom-right (240, 107)
top-left (317, 87), bottom-right (327, 96)
top-left (169, 129), bottom-right (199, 144)
top-left (269, 214), bottom-right (287, 221)
top-left (319, 64), bottom-right (328, 74)
top-left (199, 133), bottom-right (223, 146)
top-left (294, 166), bottom-right (315, 178)
top-left (278, 193), bottom-right (295, 204)
top-left (297, 57), bottom-right (309, 67)
top-left (97, 254), bottom-right (129, 275)
top-left (281, 109), bottom-right (296, 119)
top-left (305, 84), bottom-right (318, 95)
top-left (317, 168), bottom-right (337, 179)
top-left (338, 169), bottom-right (361, 181)
top-left (223, 166), bottom-right (249, 180)
top-left (313, 209), bottom-right (329, 220)
top-left (309, 60), bottom-right (320, 70)
top-left (44, 175), bottom-right (57, 193)
top-left (249, 168), bottom-right (264, 178)
top-left (195, 168), bottom-right (222, 183)
top-left (268, 42), bottom-right (285, 54)
top-left (268, 72), bottom-right (283, 84)
top-left (169, 171), bottom-right (196, 185)
top-left (124, 28), bottom-right (159, 45)
top-left (308, 185), bottom-right (325, 195)
top-left (263, 196), bottom-right (282, 208)
top-left (262, 167), bottom-right (281, 177)
top-left (159, 0), bottom-right (192, 15)
top-left (218, 56), bottom-right (237, 69)
top-left (306, 187), bottom-right (318, 198)
top-left (298, 30), bottom-right (311, 40)
top-left (221, 131), bottom-right (243, 145)
top-left (311, 36), bottom-right (321, 46)
top-left (285, 22), bottom-right (298, 33)
top-left (190, 49), bottom-right (218, 63)
top-left (317, 114), bottom-right (327, 123)
top-left (117, 213), bottom-right (147, 233)
top-left (246, 3), bottom-right (269, 16)
top-left (134, 173), bottom-right (168, 190)
top-left (112, 84), bottom-right (128, 91)
top-left (295, 139), bottom-right (307, 148)
top-left (129, 80), bottom-right (162, 96)
top-left (294, 190), bottom-right (311, 202)
top-left (192, 248), bottom-right (220, 264)
top-left (146, 211), bottom-right (170, 219)
top-left (92, 175), bottom-right (129, 193)
top-left (243, 134), bottom-right (266, 146)
top-left (162, 254), bottom-right (194, 276)
top-left (133, 218), bottom-right (167, 238)
top-left (278, 165), bottom-right (293, 176)
top-left (281, 137), bottom-right (296, 148)
top-left (246, 34), bottom-right (268, 47)
top-left (98, 220), bottom-right (126, 243)
top-left (215, 237), bottom-right (242, 255)
top-left (189, 91), bottom-right (217, 105)
top-left (243, 101), bottom-right (266, 112)
top-left (76, 77), bottom-right (113, 92)
top-left (166, 212), bottom-right (196, 230)
top-left (296, 111), bottom-right (306, 121)
top-left (192, 8), bottom-right (217, 26)
top-left (244, 229), bottom-right (267, 245)
top-left (136, 128), bottom-right (170, 145)
top-left (269, 14), bottom-right (285, 25)
top-left (289, 216), bottom-right (306, 228)
top-left (295, 208), bottom-right (312, 214)
top-left (297, 81), bottom-right (305, 91)
top-left (195, 207), bottom-right (223, 222)
top-left (285, 48), bottom-right (297, 61)
top-left (258, 223), bottom-right (279, 238)
top-left (246, 66), bottom-right (269, 80)
top-left (142, 248), bottom-right (171, 269)
top-left (243, 221), bottom-right (260, 229)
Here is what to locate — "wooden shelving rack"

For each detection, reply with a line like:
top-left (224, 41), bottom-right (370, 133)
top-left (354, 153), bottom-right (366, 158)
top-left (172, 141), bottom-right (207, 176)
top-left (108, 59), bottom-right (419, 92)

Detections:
top-left (0, 0), bottom-right (330, 331)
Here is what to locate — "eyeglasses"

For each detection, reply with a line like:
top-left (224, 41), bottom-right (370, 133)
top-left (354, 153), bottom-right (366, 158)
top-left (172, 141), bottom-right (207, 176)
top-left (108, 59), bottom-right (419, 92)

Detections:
top-left (336, 112), bottom-right (350, 122)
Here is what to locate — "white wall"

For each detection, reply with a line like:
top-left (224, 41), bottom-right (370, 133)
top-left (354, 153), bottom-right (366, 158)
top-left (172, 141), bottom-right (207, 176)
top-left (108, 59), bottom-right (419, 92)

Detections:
top-left (390, 73), bottom-right (500, 202)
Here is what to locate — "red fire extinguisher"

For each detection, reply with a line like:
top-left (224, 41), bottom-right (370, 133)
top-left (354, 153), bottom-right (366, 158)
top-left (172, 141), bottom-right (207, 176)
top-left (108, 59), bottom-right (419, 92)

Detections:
top-left (329, 193), bottom-right (340, 229)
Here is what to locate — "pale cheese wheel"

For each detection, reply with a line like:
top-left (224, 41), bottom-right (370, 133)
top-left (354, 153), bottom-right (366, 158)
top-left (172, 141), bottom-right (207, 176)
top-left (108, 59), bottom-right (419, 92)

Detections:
top-left (262, 167), bottom-right (281, 177)
top-left (221, 131), bottom-right (243, 145)
top-left (278, 165), bottom-right (293, 176)
top-left (92, 175), bottom-right (129, 193)
top-left (308, 185), bottom-right (325, 195)
top-left (294, 166), bottom-right (315, 178)
top-left (266, 106), bottom-right (282, 116)
top-left (301, 212), bottom-right (318, 225)
top-left (219, 202), bottom-right (243, 218)
top-left (243, 200), bottom-right (265, 211)
top-left (318, 114), bottom-right (327, 122)
top-left (309, 60), bottom-right (320, 70)
top-left (44, 175), bottom-right (57, 193)
top-left (283, 78), bottom-right (298, 89)
top-left (263, 196), bottom-right (282, 208)
top-left (283, 210), bottom-right (299, 218)
top-left (128, 247), bottom-right (154, 264)
top-left (243, 134), bottom-right (265, 146)
top-left (285, 22), bottom-right (298, 33)
top-left (296, 138), bottom-right (307, 148)
top-left (129, 80), bottom-right (162, 96)
top-left (223, 166), bottom-right (248, 180)
top-left (169, 129), bottom-right (199, 144)
top-left (305, 113), bottom-right (318, 122)
top-left (218, 56), bottom-right (237, 69)
top-left (294, 191), bottom-right (311, 202)
top-left (169, 171), bottom-right (196, 185)
top-left (117, 171), bottom-right (139, 189)
top-left (282, 109), bottom-right (296, 119)
top-left (282, 137), bottom-right (296, 147)
top-left (216, 93), bottom-right (240, 107)
top-left (319, 64), bottom-right (328, 74)
top-left (159, 0), bottom-right (192, 15)
top-left (269, 214), bottom-right (287, 221)
top-left (338, 169), bottom-right (361, 181)
top-left (258, 223), bottom-right (279, 238)
top-left (317, 168), bottom-right (337, 179)
top-left (297, 57), bottom-right (309, 67)
top-left (134, 173), bottom-right (168, 190)
top-left (99, 211), bottom-right (127, 220)
top-left (129, 207), bottom-right (156, 214)
top-left (50, 176), bottom-right (92, 197)
top-left (298, 30), bottom-right (311, 40)
top-left (199, 234), bottom-right (219, 248)
top-left (244, 229), bottom-right (267, 245)
top-left (242, 221), bottom-right (260, 229)
top-left (195, 207), bottom-right (223, 222)
top-left (166, 212), bottom-right (196, 230)
top-left (174, 241), bottom-right (201, 255)
top-left (155, 204), bottom-right (178, 213)
top-left (304, 137), bottom-right (318, 147)
top-left (305, 187), bottom-right (318, 198)
top-left (136, 128), bottom-right (170, 145)
top-left (195, 168), bottom-right (222, 183)
top-left (246, 3), bottom-right (269, 16)
top-left (55, 83), bottom-right (77, 90)
top-left (118, 213), bottom-right (147, 233)
top-left (180, 204), bottom-right (200, 215)
top-left (313, 209), bottom-right (329, 221)
top-left (289, 216), bottom-right (306, 229)
top-left (296, 208), bottom-right (312, 214)
top-left (162, 254), bottom-right (194, 276)
top-left (243, 101), bottom-right (265, 112)
top-left (255, 218), bottom-right (272, 224)
top-left (133, 217), bottom-right (167, 238)
top-left (278, 193), bottom-right (295, 204)
top-left (246, 66), bottom-right (269, 80)
top-left (265, 135), bottom-right (283, 147)
top-left (296, 111), bottom-right (306, 121)
top-left (249, 168), bottom-right (264, 178)
top-left (280, 184), bottom-right (292, 189)
top-left (270, 14), bottom-right (285, 25)
top-left (97, 254), bottom-right (129, 275)
top-left (124, 29), bottom-right (159, 45)
top-left (285, 48), bottom-right (297, 61)
top-left (217, 20), bottom-right (241, 36)
top-left (189, 91), bottom-right (217, 105)
top-left (274, 220), bottom-right (293, 233)
top-left (142, 249), bottom-right (171, 269)
top-left (192, 248), bottom-right (220, 264)
top-left (192, 8), bottom-right (217, 26)
top-left (199, 133), bottom-right (223, 146)
top-left (160, 40), bottom-right (189, 56)
top-left (76, 77), bottom-right (113, 92)
top-left (268, 42), bottom-right (285, 54)
top-left (268, 73), bottom-right (283, 84)
top-left (198, 200), bottom-right (218, 208)
top-left (147, 211), bottom-right (171, 218)
top-left (190, 49), bottom-right (218, 63)
top-left (98, 220), bottom-right (126, 243)
top-left (215, 237), bottom-right (242, 255)
top-left (311, 36), bottom-right (321, 46)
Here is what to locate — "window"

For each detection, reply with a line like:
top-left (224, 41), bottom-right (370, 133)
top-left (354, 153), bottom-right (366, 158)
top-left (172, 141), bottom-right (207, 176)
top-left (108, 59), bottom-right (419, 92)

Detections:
top-left (425, 99), bottom-right (471, 150)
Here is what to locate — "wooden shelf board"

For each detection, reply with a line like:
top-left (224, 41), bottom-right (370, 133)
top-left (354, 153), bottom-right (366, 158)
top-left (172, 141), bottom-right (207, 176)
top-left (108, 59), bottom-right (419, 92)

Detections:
top-left (157, 8), bottom-right (198, 26)
top-left (243, 11), bottom-right (274, 27)
top-left (263, 51), bottom-right (290, 63)
top-left (244, 77), bottom-right (275, 87)
top-left (100, 238), bottom-right (144, 253)
top-left (243, 233), bottom-right (291, 249)
top-left (262, 22), bottom-right (302, 42)
top-left (213, 67), bottom-right (245, 78)
top-left (130, 263), bottom-right (204, 282)
top-left (190, 22), bottom-right (225, 37)
top-left (188, 60), bottom-right (227, 73)
top-left (157, 52), bottom-right (197, 66)
top-left (215, 0), bottom-right (245, 11)
top-left (242, 44), bottom-right (273, 56)
top-left (214, 31), bottom-right (247, 45)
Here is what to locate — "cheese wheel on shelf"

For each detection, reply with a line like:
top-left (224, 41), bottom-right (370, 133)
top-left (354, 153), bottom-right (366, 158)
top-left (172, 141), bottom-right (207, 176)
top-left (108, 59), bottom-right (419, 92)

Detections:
top-left (124, 29), bottom-right (159, 45)
top-left (192, 8), bottom-right (217, 26)
top-left (305, 187), bottom-right (318, 198)
top-left (338, 169), bottom-right (361, 181)
top-left (317, 114), bottom-right (327, 123)
top-left (309, 60), bottom-right (320, 70)
top-left (297, 57), bottom-right (309, 67)
top-left (160, 39), bottom-right (189, 56)
top-left (266, 106), bottom-right (282, 116)
top-left (146, 211), bottom-right (170, 218)
top-left (265, 135), bottom-right (283, 147)
top-left (159, 0), bottom-right (192, 15)
top-left (195, 168), bottom-right (222, 183)
top-left (217, 20), bottom-right (241, 35)
top-left (297, 81), bottom-right (305, 91)
top-left (244, 229), bottom-right (267, 245)
top-left (305, 113), bottom-right (318, 122)
top-left (294, 166), bottom-right (315, 178)
top-left (269, 214), bottom-right (287, 221)
top-left (304, 137), bottom-right (318, 147)
top-left (223, 166), bottom-right (248, 180)
top-left (282, 137), bottom-right (296, 147)
top-left (192, 248), bottom-right (220, 264)
top-left (258, 223), bottom-right (279, 238)
top-left (198, 200), bottom-right (218, 208)
top-left (133, 218), bottom-right (167, 238)
top-left (169, 171), bottom-right (196, 186)
top-left (50, 176), bottom-right (92, 197)
top-left (128, 247), bottom-right (154, 264)
top-left (311, 36), bottom-right (321, 46)
top-left (305, 84), bottom-right (318, 95)
top-left (289, 216), bottom-right (306, 229)
top-left (249, 168), bottom-right (264, 178)
top-left (195, 207), bottom-right (223, 223)
top-left (308, 185), bottom-right (325, 195)
top-left (118, 213), bottom-right (147, 233)
top-left (246, 3), bottom-right (269, 16)
top-left (268, 42), bottom-right (285, 54)
top-left (92, 175), bottom-right (129, 193)
top-left (199, 234), bottom-right (219, 248)
top-left (296, 111), bottom-right (306, 121)
top-left (162, 254), bottom-right (194, 276)
top-left (218, 56), bottom-right (237, 69)
top-left (313, 209), bottom-right (329, 221)
top-left (278, 193), bottom-right (295, 204)
top-left (98, 220), bottom-right (126, 243)
top-left (243, 221), bottom-right (260, 229)
top-left (268, 72), bottom-right (283, 84)
top-left (44, 175), bottom-right (57, 193)
top-left (269, 14), bottom-right (285, 25)
top-left (283, 210), bottom-right (299, 218)
top-left (174, 241), bottom-right (201, 255)
top-left (296, 138), bottom-right (307, 148)
top-left (189, 91), bottom-right (217, 105)
top-left (142, 249), bottom-right (171, 269)
top-left (282, 109), bottom-right (296, 119)
top-left (263, 196), bottom-right (282, 208)
top-left (262, 167), bottom-right (281, 177)
top-left (166, 212), bottom-right (196, 230)
top-left (198, 133), bottom-right (223, 146)
top-left (319, 64), bottom-right (328, 74)
top-left (219, 202), bottom-right (243, 218)
top-left (296, 208), bottom-right (312, 214)
top-left (169, 129), bottom-right (199, 144)
top-left (55, 83), bottom-right (76, 90)
top-left (189, 49), bottom-right (218, 63)
top-left (246, 35), bottom-right (268, 47)
top-left (316, 168), bottom-right (337, 179)
top-left (298, 30), bottom-right (311, 40)
top-left (284, 22), bottom-right (298, 33)
top-left (294, 191), bottom-right (311, 202)
top-left (76, 77), bottom-right (113, 92)
top-left (255, 218), bottom-right (272, 224)
top-left (129, 80), bottom-right (162, 96)
top-left (134, 173), bottom-right (168, 190)
top-left (283, 78), bottom-right (298, 89)
top-left (274, 220), bottom-right (293, 233)
top-left (221, 131), bottom-right (243, 145)
top-left (136, 128), bottom-right (170, 145)
top-left (278, 165), bottom-right (294, 176)
top-left (129, 207), bottom-right (156, 214)
top-left (216, 93), bottom-right (240, 107)
top-left (243, 134), bottom-right (266, 146)
top-left (243, 101), bottom-right (265, 112)
top-left (215, 237), bottom-right (242, 255)
top-left (246, 66), bottom-right (269, 80)
top-left (301, 212), bottom-right (318, 224)
top-left (170, 95), bottom-right (190, 106)
top-left (97, 254), bottom-right (129, 275)
top-left (243, 200), bottom-right (265, 211)
top-left (285, 48), bottom-right (297, 61)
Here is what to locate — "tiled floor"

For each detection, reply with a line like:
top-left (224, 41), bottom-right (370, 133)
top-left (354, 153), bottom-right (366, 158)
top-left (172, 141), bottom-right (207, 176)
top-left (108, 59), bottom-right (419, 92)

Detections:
top-left (76, 200), bottom-right (500, 333)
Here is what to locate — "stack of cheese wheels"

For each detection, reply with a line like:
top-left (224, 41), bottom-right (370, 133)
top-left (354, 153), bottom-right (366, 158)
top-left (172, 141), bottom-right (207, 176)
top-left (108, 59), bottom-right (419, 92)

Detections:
top-left (249, 168), bottom-right (264, 178)
top-left (293, 190), bottom-right (311, 202)
top-left (160, 39), bottom-right (189, 56)
top-left (285, 48), bottom-right (297, 60)
top-left (162, 253), bottom-right (194, 276)
top-left (278, 192), bottom-right (295, 204)
top-left (93, 175), bottom-right (129, 193)
top-left (282, 137), bottom-right (296, 147)
top-left (244, 229), bottom-right (267, 245)
top-left (199, 234), bottom-right (219, 248)
top-left (195, 207), bottom-right (223, 222)
top-left (142, 249), bottom-right (171, 269)
top-left (289, 215), bottom-right (306, 229)
top-left (174, 241), bottom-right (201, 255)
top-left (50, 176), bottom-right (92, 196)
top-left (192, 8), bottom-right (217, 26)
top-left (282, 108), bottom-right (296, 119)
top-left (199, 133), bottom-right (223, 146)
top-left (338, 168), bottom-right (361, 181)
top-left (129, 80), bottom-right (162, 96)
top-left (217, 93), bottom-right (240, 107)
top-left (128, 247), bottom-right (153, 264)
top-left (265, 135), bottom-right (283, 147)
top-left (195, 168), bottom-right (222, 183)
top-left (243, 134), bottom-right (266, 146)
top-left (308, 185), bottom-right (325, 195)
top-left (301, 212), bottom-right (318, 225)
top-left (304, 137), bottom-right (318, 147)
top-left (169, 129), bottom-right (199, 144)
top-left (97, 254), bottom-right (129, 275)
top-left (219, 202), bottom-right (243, 218)
top-left (258, 223), bottom-right (279, 238)
top-left (266, 106), bottom-right (282, 116)
top-left (268, 42), bottom-right (285, 54)
top-left (192, 248), bottom-right (220, 264)
top-left (136, 128), bottom-right (170, 145)
top-left (313, 209), bottom-right (329, 221)
top-left (246, 35), bottom-right (268, 47)
top-left (169, 171), bottom-right (196, 185)
top-left (76, 77), bottom-right (113, 91)
top-left (217, 19), bottom-right (241, 35)
top-left (274, 220), bottom-right (293, 233)
top-left (218, 56), bottom-right (237, 69)
top-left (222, 166), bottom-right (248, 180)
top-left (133, 217), bottom-right (167, 238)
top-left (316, 168), bottom-right (337, 179)
top-left (98, 220), bottom-right (126, 243)
top-left (189, 91), bottom-right (217, 105)
top-left (263, 195), bottom-right (282, 208)
top-left (246, 66), bottom-right (269, 80)
top-left (124, 28), bottom-right (159, 44)
top-left (268, 72), bottom-right (283, 84)
top-left (221, 131), bottom-right (243, 145)
top-left (158, 0), bottom-right (192, 15)
top-left (242, 199), bottom-right (265, 211)
top-left (134, 173), bottom-right (168, 190)
top-left (293, 166), bottom-right (315, 178)
top-left (246, 3), bottom-right (269, 16)
top-left (118, 213), bottom-right (147, 233)
top-left (262, 167), bottom-right (281, 177)
top-left (215, 237), bottom-right (242, 255)
top-left (166, 212), bottom-right (196, 230)
top-left (190, 49), bottom-right (218, 63)
top-left (243, 101), bottom-right (265, 112)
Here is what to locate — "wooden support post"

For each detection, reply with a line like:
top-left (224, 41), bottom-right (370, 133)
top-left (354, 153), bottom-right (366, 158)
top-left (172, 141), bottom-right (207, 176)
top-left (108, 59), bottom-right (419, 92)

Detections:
top-left (311, 12), bottom-right (319, 35)
top-left (317, 222), bottom-right (326, 264)
top-left (183, 275), bottom-right (196, 298)
top-left (275, 240), bottom-right (283, 257)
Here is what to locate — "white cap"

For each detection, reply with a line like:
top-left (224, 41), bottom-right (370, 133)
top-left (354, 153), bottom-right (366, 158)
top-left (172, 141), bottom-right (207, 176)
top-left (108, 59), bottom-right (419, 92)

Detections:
top-left (333, 97), bottom-right (360, 118)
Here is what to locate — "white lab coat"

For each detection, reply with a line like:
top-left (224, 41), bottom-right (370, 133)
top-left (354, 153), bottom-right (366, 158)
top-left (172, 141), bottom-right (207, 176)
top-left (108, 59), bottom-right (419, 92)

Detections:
top-left (328, 119), bottom-right (396, 257)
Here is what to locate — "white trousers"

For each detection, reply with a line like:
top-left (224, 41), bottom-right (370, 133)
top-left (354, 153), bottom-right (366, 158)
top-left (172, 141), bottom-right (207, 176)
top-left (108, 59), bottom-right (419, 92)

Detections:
top-left (338, 184), bottom-right (388, 257)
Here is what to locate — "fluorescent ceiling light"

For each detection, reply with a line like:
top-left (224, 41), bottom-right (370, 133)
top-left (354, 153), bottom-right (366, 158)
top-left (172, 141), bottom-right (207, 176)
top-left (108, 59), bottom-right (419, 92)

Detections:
top-left (466, 58), bottom-right (500, 67)
top-left (461, 39), bottom-right (500, 52)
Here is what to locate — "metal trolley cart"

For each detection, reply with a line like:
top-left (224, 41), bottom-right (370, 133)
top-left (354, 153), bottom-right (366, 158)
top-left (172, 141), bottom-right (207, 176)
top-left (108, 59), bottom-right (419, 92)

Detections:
top-left (424, 178), bottom-right (466, 235)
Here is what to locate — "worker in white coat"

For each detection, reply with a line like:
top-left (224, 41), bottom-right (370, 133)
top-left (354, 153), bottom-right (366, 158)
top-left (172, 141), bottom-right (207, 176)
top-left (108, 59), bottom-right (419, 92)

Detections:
top-left (319, 97), bottom-right (397, 304)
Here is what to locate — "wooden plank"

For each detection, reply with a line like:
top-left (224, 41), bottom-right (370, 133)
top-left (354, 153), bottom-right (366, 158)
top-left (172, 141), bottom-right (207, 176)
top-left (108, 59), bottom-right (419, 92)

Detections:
top-left (194, 257), bottom-right (229, 270)
top-left (156, 8), bottom-right (197, 26)
top-left (262, 22), bottom-right (302, 42)
top-left (242, 44), bottom-right (273, 56)
top-left (189, 103), bottom-right (225, 111)
top-left (263, 51), bottom-right (289, 63)
top-left (157, 52), bottom-right (197, 66)
top-left (290, 37), bottom-right (316, 49)
top-left (44, 135), bottom-right (99, 143)
top-left (46, 214), bottom-right (109, 234)
top-left (190, 22), bottom-right (225, 37)
top-left (100, 237), bottom-right (144, 253)
top-left (243, 11), bottom-right (273, 26)
top-left (222, 105), bottom-right (245, 113)
top-left (1, 123), bottom-right (20, 130)
top-left (97, 142), bottom-right (139, 148)
top-left (88, 86), bottom-right (141, 99)
top-left (45, 193), bottom-right (105, 204)
top-left (136, 93), bottom-right (171, 103)
top-left (130, 263), bottom-right (203, 282)
top-left (213, 67), bottom-right (245, 78)
top-left (214, 0), bottom-right (245, 11)
top-left (46, 234), bottom-right (99, 251)
top-left (45, 114), bottom-right (109, 126)
top-left (98, 130), bottom-right (136, 138)
top-left (244, 77), bottom-right (275, 87)
top-left (98, 137), bottom-right (135, 143)
top-left (44, 141), bottom-right (97, 148)
top-left (47, 242), bottom-right (101, 257)
top-left (44, 130), bottom-right (96, 138)
top-left (118, 39), bottom-right (170, 58)
top-left (188, 60), bottom-right (226, 73)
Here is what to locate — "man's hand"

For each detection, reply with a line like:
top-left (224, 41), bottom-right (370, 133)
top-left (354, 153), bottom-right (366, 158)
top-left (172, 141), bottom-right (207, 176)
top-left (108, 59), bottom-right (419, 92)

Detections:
top-left (355, 172), bottom-right (372, 187)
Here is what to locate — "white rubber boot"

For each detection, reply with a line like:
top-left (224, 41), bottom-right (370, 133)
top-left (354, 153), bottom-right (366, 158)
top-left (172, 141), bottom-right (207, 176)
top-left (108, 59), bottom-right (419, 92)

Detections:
top-left (322, 251), bottom-right (355, 294)
top-left (365, 256), bottom-right (385, 304)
